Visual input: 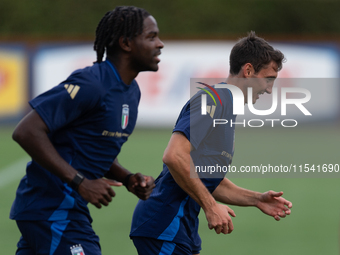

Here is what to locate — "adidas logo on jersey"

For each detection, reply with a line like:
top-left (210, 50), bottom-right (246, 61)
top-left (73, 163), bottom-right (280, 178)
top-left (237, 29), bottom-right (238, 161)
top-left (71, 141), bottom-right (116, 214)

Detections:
top-left (64, 84), bottom-right (80, 99)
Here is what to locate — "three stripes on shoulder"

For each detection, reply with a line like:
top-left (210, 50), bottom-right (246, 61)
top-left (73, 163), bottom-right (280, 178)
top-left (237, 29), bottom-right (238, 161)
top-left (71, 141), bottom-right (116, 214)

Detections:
top-left (64, 84), bottom-right (80, 99)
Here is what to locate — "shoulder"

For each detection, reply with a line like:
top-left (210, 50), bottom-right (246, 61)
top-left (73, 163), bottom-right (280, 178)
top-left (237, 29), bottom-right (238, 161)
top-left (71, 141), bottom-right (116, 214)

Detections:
top-left (66, 64), bottom-right (106, 99)
top-left (68, 64), bottom-right (101, 87)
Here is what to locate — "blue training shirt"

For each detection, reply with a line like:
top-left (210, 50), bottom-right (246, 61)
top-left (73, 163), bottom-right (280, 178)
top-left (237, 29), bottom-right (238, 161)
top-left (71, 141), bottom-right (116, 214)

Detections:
top-left (130, 85), bottom-right (236, 250)
top-left (10, 59), bottom-right (140, 223)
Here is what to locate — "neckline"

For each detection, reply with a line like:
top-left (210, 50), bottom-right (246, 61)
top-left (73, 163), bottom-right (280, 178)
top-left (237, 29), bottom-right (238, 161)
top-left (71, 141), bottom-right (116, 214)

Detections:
top-left (105, 60), bottom-right (122, 83)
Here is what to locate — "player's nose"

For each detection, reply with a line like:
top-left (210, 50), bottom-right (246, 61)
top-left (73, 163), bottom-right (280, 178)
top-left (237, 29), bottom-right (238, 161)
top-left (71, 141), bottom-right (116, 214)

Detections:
top-left (265, 84), bottom-right (273, 94)
top-left (157, 38), bottom-right (164, 49)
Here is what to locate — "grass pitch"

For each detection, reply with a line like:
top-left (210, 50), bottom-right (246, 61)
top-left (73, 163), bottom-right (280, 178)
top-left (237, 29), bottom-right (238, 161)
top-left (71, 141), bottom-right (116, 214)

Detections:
top-left (0, 125), bottom-right (339, 254)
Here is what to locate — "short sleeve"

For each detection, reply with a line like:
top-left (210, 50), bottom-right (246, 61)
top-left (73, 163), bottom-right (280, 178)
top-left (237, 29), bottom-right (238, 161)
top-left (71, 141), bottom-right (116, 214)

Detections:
top-left (173, 91), bottom-right (223, 149)
top-left (189, 93), bottom-right (223, 149)
top-left (172, 102), bottom-right (191, 140)
top-left (30, 73), bottom-right (102, 133)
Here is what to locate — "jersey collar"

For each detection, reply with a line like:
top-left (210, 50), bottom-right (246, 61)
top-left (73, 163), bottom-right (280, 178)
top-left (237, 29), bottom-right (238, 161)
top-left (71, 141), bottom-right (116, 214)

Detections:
top-left (105, 59), bottom-right (122, 83)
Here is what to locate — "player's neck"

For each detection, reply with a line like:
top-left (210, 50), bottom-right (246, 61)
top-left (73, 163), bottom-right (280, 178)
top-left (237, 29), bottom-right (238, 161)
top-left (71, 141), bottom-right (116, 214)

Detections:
top-left (107, 55), bottom-right (138, 85)
top-left (226, 75), bottom-right (243, 90)
top-left (226, 75), bottom-right (248, 104)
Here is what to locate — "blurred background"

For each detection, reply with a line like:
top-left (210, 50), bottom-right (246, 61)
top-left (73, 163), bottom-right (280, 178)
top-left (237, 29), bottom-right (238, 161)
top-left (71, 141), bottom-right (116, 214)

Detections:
top-left (1, 0), bottom-right (340, 254)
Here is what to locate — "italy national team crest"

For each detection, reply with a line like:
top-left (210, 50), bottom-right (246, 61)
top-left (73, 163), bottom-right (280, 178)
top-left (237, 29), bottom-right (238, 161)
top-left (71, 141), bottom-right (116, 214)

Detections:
top-left (70, 244), bottom-right (85, 255)
top-left (121, 104), bottom-right (129, 129)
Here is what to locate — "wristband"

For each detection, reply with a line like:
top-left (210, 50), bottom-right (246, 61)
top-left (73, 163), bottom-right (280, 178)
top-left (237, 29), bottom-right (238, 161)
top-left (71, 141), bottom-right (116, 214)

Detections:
top-left (123, 173), bottom-right (134, 187)
top-left (70, 172), bottom-right (85, 191)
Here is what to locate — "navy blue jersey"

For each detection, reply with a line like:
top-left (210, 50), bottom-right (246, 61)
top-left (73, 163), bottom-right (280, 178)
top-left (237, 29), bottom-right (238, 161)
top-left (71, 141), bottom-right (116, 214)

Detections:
top-left (130, 86), bottom-right (236, 250)
top-left (10, 59), bottom-right (140, 223)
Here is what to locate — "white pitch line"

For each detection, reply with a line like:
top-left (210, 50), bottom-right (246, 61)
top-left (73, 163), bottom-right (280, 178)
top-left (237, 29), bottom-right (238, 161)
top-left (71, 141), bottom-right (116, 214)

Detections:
top-left (0, 157), bottom-right (29, 189)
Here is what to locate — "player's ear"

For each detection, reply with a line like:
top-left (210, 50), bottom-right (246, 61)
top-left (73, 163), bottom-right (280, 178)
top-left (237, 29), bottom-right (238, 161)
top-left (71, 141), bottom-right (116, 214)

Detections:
top-left (243, 63), bottom-right (254, 78)
top-left (118, 36), bottom-right (132, 52)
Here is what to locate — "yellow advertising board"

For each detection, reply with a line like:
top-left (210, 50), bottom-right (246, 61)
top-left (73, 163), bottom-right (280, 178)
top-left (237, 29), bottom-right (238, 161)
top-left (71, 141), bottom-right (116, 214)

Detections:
top-left (0, 48), bottom-right (27, 118)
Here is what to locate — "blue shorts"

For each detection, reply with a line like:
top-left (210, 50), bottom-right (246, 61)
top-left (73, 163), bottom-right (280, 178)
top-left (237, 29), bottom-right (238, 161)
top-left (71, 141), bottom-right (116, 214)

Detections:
top-left (16, 220), bottom-right (101, 255)
top-left (132, 237), bottom-right (201, 255)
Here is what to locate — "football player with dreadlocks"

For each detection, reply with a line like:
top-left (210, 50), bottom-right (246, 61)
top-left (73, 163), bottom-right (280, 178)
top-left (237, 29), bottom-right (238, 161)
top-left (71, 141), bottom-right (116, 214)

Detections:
top-left (10, 6), bottom-right (162, 255)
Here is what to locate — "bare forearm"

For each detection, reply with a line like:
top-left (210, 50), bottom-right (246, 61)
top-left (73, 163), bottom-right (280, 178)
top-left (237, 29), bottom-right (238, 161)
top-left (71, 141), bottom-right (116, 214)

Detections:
top-left (167, 159), bottom-right (216, 210)
top-left (12, 111), bottom-right (78, 183)
top-left (13, 110), bottom-right (126, 208)
top-left (105, 158), bottom-right (132, 182)
top-left (212, 178), bottom-right (261, 206)
top-left (164, 132), bottom-right (236, 234)
top-left (163, 133), bottom-right (216, 211)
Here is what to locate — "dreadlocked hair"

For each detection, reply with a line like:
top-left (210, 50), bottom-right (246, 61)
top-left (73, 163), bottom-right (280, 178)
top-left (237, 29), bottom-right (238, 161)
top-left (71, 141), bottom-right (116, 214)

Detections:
top-left (93, 6), bottom-right (150, 63)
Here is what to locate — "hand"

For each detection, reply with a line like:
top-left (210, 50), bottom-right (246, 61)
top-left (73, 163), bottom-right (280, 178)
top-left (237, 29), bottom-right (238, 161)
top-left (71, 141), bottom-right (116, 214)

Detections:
top-left (204, 203), bottom-right (236, 234)
top-left (256, 190), bottom-right (292, 221)
top-left (127, 173), bottom-right (155, 200)
top-left (103, 179), bottom-right (123, 187)
top-left (78, 178), bottom-right (122, 209)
